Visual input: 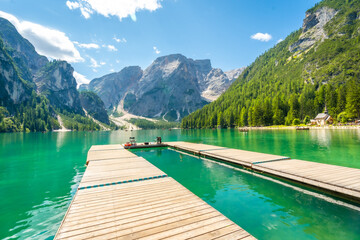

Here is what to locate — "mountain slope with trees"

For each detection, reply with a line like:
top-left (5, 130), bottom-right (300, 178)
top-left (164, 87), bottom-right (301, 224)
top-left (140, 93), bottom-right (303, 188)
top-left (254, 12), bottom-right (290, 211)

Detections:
top-left (181, 0), bottom-right (360, 128)
top-left (0, 17), bottom-right (109, 132)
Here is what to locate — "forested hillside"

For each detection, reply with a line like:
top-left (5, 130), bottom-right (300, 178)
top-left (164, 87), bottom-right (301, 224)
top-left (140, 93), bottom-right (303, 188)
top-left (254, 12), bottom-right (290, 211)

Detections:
top-left (0, 17), bottom-right (108, 132)
top-left (181, 0), bottom-right (360, 128)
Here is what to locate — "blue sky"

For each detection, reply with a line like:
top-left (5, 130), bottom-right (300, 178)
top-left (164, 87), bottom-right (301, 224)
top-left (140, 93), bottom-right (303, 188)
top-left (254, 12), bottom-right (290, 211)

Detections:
top-left (0, 0), bottom-right (320, 85)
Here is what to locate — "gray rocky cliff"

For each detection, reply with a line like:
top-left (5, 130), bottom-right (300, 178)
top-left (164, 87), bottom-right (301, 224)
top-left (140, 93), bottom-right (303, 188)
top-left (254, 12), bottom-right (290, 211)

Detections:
top-left (0, 38), bottom-right (32, 111)
top-left (0, 17), bottom-right (48, 81)
top-left (79, 66), bottom-right (143, 109)
top-left (34, 61), bottom-right (83, 114)
top-left (289, 7), bottom-right (338, 53)
top-left (81, 54), bottom-right (244, 121)
top-left (127, 54), bottom-right (209, 121)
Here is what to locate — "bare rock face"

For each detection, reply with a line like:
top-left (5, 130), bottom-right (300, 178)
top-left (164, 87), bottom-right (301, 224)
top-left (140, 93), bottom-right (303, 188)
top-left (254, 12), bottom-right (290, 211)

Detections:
top-left (34, 61), bottom-right (83, 114)
top-left (126, 54), bottom-right (209, 121)
top-left (79, 66), bottom-right (143, 109)
top-left (0, 17), bottom-right (48, 81)
top-left (81, 54), bottom-right (243, 121)
top-left (0, 39), bottom-right (32, 111)
top-left (289, 7), bottom-right (338, 53)
top-left (200, 67), bottom-right (245, 101)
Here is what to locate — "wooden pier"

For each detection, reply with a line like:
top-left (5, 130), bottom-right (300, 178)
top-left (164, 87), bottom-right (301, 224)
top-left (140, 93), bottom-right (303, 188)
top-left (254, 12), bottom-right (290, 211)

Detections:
top-left (166, 141), bottom-right (360, 202)
top-left (55, 144), bottom-right (255, 240)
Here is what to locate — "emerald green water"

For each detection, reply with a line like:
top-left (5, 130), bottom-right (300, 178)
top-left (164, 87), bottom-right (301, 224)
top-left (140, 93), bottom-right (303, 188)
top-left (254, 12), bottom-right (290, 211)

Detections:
top-left (0, 129), bottom-right (360, 239)
top-left (132, 148), bottom-right (360, 240)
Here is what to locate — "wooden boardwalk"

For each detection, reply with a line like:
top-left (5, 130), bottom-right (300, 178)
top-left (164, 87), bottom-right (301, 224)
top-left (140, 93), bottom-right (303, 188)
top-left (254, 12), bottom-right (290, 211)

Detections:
top-left (55, 144), bottom-right (255, 240)
top-left (166, 141), bottom-right (360, 202)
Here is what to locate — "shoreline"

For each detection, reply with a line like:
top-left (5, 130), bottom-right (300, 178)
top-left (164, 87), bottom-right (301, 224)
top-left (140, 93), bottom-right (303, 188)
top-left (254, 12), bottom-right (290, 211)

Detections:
top-left (245, 125), bottom-right (360, 130)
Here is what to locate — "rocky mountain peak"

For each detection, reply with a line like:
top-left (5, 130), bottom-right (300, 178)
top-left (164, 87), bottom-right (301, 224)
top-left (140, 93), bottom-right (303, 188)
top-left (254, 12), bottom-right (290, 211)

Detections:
top-left (0, 17), bottom-right (48, 78)
top-left (225, 67), bottom-right (246, 81)
top-left (34, 60), bottom-right (83, 114)
top-left (81, 53), bottom-right (244, 121)
top-left (303, 7), bottom-right (337, 32)
top-left (289, 6), bottom-right (338, 53)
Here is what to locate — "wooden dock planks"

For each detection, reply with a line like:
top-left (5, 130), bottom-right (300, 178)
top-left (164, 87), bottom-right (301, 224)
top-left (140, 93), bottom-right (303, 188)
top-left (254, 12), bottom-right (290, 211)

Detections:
top-left (166, 141), bottom-right (360, 201)
top-left (166, 142), bottom-right (289, 167)
top-left (55, 144), bottom-right (255, 240)
top-left (253, 159), bottom-right (360, 200)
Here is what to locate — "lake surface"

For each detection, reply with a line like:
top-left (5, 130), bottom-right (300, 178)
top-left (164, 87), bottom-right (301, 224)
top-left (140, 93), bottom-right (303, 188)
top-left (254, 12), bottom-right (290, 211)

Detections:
top-left (0, 129), bottom-right (360, 239)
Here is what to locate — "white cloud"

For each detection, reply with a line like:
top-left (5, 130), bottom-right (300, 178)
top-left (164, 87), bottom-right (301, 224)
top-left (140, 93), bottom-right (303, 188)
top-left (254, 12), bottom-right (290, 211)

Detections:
top-left (110, 69), bottom-right (115, 72)
top-left (277, 38), bottom-right (284, 44)
top-left (75, 42), bottom-right (100, 49)
top-left (66, 1), bottom-right (80, 10)
top-left (89, 57), bottom-right (100, 68)
top-left (153, 46), bottom-right (160, 54)
top-left (251, 32), bottom-right (272, 42)
top-left (0, 11), bottom-right (83, 63)
top-left (113, 37), bottom-right (127, 43)
top-left (66, 0), bottom-right (162, 21)
top-left (106, 45), bottom-right (117, 51)
top-left (73, 71), bottom-right (90, 87)
top-left (100, 61), bottom-right (106, 65)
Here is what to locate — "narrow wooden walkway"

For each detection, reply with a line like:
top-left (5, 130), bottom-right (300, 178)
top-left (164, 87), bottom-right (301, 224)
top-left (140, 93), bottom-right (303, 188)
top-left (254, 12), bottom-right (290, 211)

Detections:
top-left (55, 144), bottom-right (255, 240)
top-left (166, 141), bottom-right (360, 202)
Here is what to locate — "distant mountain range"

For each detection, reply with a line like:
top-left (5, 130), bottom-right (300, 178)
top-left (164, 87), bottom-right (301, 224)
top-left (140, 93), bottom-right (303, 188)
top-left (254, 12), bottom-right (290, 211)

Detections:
top-left (0, 16), bottom-right (243, 131)
top-left (181, 0), bottom-right (360, 128)
top-left (80, 54), bottom-right (244, 121)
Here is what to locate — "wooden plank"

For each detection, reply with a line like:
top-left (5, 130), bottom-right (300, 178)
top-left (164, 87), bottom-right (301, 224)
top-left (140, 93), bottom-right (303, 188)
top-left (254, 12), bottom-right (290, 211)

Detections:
top-left (79, 154), bottom-right (166, 188)
top-left (166, 142), bottom-right (360, 202)
top-left (168, 141), bottom-right (288, 165)
top-left (89, 144), bottom-right (124, 151)
top-left (54, 145), bottom-right (255, 240)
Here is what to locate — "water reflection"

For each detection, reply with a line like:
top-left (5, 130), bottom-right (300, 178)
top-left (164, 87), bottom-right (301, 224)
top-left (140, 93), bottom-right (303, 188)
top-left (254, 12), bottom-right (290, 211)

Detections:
top-left (309, 129), bottom-right (331, 148)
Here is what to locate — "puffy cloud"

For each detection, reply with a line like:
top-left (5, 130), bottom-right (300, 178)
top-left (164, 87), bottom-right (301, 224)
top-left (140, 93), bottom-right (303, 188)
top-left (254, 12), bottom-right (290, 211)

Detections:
top-left (251, 32), bottom-right (272, 42)
top-left (66, 0), bottom-right (162, 21)
top-left (0, 11), bottom-right (83, 62)
top-left (73, 71), bottom-right (90, 87)
top-left (104, 44), bottom-right (117, 51)
top-left (66, 1), bottom-right (80, 10)
top-left (277, 38), bottom-right (284, 44)
top-left (153, 46), bottom-right (160, 54)
top-left (89, 57), bottom-right (100, 68)
top-left (100, 61), bottom-right (106, 65)
top-left (75, 42), bottom-right (100, 49)
top-left (113, 37), bottom-right (127, 43)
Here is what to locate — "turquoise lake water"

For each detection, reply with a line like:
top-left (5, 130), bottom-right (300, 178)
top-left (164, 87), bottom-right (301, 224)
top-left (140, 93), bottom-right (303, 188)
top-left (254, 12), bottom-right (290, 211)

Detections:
top-left (0, 129), bottom-right (360, 239)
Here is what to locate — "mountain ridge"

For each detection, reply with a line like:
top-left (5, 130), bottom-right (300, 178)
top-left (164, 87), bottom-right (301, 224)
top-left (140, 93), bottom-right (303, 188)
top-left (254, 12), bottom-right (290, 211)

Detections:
top-left (0, 17), bottom-right (110, 132)
top-left (80, 53), bottom-right (244, 121)
top-left (181, 0), bottom-right (360, 128)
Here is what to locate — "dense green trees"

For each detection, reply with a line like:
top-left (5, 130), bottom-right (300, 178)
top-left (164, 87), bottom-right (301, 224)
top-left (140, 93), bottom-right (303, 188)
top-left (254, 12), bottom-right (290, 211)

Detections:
top-left (0, 92), bottom-right (59, 132)
top-left (181, 0), bottom-right (360, 128)
top-left (0, 92), bottom-right (103, 132)
top-left (128, 118), bottom-right (179, 129)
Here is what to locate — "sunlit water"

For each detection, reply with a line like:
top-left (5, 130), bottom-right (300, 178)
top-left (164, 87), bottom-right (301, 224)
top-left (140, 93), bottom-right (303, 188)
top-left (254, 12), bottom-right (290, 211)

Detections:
top-left (0, 129), bottom-right (360, 239)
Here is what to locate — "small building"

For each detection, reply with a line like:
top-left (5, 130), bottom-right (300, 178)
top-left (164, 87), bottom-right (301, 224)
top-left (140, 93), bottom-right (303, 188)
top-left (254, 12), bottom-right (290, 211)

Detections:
top-left (311, 106), bottom-right (333, 126)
